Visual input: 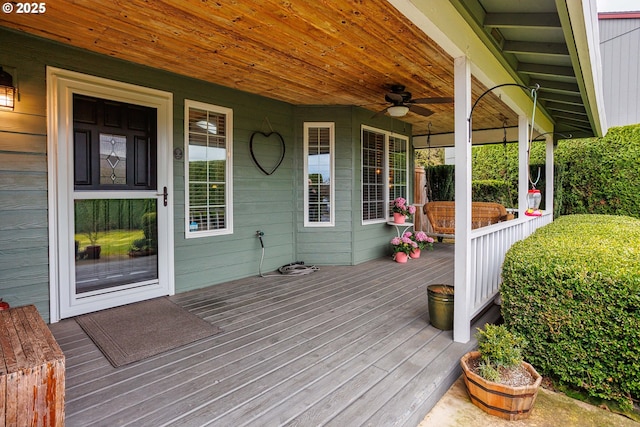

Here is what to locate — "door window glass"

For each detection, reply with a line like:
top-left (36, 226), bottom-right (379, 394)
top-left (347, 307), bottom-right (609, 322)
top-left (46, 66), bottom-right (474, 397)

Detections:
top-left (100, 133), bottom-right (127, 185)
top-left (74, 199), bottom-right (158, 294)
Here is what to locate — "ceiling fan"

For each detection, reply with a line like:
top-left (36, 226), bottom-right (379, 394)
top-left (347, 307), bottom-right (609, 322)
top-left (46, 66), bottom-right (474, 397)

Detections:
top-left (374, 84), bottom-right (453, 118)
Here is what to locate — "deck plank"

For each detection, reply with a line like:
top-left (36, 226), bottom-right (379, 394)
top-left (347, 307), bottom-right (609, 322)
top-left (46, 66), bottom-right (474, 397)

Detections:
top-left (120, 281), bottom-right (430, 425)
top-left (48, 243), bottom-right (501, 426)
top-left (250, 318), bottom-right (430, 427)
top-left (173, 288), bottom-right (435, 426)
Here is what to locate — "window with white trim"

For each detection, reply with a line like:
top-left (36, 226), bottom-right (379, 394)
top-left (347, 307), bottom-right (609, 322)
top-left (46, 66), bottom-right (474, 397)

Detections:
top-left (389, 134), bottom-right (409, 208)
top-left (304, 122), bottom-right (334, 226)
top-left (361, 126), bottom-right (409, 223)
top-left (185, 100), bottom-right (233, 237)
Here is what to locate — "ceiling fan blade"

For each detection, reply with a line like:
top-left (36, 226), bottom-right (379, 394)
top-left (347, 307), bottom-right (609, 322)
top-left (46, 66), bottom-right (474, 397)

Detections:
top-left (408, 104), bottom-right (435, 117)
top-left (410, 97), bottom-right (454, 104)
top-left (385, 92), bottom-right (405, 103)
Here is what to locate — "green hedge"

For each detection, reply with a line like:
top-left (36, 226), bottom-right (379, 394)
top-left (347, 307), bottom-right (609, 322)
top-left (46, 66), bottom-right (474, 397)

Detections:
top-left (425, 164), bottom-right (537, 207)
top-left (472, 179), bottom-right (514, 206)
top-left (470, 124), bottom-right (640, 218)
top-left (500, 214), bottom-right (640, 409)
top-left (425, 164), bottom-right (455, 201)
top-left (554, 126), bottom-right (640, 218)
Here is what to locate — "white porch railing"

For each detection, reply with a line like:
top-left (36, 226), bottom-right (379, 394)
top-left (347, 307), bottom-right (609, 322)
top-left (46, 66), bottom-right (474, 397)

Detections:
top-left (468, 212), bottom-right (553, 318)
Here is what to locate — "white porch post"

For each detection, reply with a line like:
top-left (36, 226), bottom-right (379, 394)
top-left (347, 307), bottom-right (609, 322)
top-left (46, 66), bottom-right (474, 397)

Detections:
top-left (518, 115), bottom-right (530, 218)
top-left (453, 55), bottom-right (472, 343)
top-left (545, 134), bottom-right (554, 216)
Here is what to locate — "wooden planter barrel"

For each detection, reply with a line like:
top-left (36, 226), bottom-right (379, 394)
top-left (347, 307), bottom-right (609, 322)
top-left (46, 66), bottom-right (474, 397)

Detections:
top-left (460, 351), bottom-right (542, 421)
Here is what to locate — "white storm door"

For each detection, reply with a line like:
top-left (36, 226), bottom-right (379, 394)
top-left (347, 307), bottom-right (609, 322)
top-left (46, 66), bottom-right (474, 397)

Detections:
top-left (48, 68), bottom-right (174, 320)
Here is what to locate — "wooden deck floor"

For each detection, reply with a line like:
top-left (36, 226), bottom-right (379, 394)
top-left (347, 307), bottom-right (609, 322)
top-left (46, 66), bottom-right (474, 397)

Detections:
top-left (49, 243), bottom-right (500, 427)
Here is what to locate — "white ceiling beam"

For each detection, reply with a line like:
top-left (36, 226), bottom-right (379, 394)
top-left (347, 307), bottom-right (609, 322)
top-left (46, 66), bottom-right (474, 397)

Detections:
top-left (537, 92), bottom-right (583, 105)
top-left (484, 13), bottom-right (561, 29)
top-left (503, 41), bottom-right (570, 56)
top-left (545, 101), bottom-right (588, 114)
top-left (518, 62), bottom-right (576, 77)
top-left (531, 79), bottom-right (581, 95)
top-left (413, 126), bottom-right (543, 148)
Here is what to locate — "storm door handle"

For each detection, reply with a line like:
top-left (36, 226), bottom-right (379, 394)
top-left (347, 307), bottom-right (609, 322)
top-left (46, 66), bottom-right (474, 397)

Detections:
top-left (157, 186), bottom-right (168, 207)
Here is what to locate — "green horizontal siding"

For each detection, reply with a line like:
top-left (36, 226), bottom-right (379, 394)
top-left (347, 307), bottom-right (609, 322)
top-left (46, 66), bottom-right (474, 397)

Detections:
top-left (0, 30), bottom-right (50, 318)
top-left (0, 27), bottom-right (411, 320)
top-left (293, 107), bottom-right (354, 265)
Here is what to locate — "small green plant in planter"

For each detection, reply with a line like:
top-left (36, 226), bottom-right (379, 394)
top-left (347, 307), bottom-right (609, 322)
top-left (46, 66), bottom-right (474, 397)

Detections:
top-left (460, 324), bottom-right (542, 421)
top-left (476, 323), bottom-right (527, 382)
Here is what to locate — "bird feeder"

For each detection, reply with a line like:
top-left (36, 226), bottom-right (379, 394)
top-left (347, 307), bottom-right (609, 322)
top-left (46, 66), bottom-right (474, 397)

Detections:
top-left (525, 189), bottom-right (542, 216)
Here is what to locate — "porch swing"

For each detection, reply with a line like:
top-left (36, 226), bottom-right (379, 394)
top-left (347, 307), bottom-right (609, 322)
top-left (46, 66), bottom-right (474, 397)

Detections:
top-left (422, 123), bottom-right (515, 241)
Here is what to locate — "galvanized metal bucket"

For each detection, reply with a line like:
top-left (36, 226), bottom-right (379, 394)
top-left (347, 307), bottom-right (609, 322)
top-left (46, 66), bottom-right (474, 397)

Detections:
top-left (427, 284), bottom-right (454, 330)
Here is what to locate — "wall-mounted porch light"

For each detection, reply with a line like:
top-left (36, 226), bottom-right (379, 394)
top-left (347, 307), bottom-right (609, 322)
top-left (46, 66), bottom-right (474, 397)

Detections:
top-left (0, 67), bottom-right (16, 111)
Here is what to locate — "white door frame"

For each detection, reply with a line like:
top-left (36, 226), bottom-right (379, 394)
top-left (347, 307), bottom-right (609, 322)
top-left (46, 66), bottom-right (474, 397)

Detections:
top-left (47, 67), bottom-right (175, 322)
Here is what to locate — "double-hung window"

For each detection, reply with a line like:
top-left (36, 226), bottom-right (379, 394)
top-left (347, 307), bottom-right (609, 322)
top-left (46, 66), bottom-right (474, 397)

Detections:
top-left (185, 100), bottom-right (233, 237)
top-left (361, 126), bottom-right (409, 223)
top-left (304, 122), bottom-right (334, 226)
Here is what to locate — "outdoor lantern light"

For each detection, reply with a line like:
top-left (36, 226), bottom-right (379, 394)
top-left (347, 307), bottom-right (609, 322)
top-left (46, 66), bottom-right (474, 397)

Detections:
top-left (0, 67), bottom-right (16, 111)
top-left (387, 105), bottom-right (409, 117)
top-left (525, 189), bottom-right (542, 216)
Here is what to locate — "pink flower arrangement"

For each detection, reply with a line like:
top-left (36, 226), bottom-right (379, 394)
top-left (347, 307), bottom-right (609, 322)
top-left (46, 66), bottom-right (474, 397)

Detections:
top-left (392, 197), bottom-right (417, 217)
top-left (410, 230), bottom-right (435, 250)
top-left (390, 234), bottom-right (417, 255)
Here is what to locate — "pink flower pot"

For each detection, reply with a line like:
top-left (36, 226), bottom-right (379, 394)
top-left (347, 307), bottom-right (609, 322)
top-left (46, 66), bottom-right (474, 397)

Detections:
top-left (395, 252), bottom-right (409, 263)
top-left (410, 248), bottom-right (421, 259)
top-left (393, 212), bottom-right (406, 224)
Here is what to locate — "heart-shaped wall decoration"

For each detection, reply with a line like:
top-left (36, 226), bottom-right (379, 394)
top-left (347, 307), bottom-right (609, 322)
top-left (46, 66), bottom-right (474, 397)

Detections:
top-left (249, 131), bottom-right (286, 175)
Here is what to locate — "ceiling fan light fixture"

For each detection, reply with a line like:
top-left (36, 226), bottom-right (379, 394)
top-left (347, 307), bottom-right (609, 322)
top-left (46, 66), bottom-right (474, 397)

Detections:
top-left (387, 105), bottom-right (409, 117)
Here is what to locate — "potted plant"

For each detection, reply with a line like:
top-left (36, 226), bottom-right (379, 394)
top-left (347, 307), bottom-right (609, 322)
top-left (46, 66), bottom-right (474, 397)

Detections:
top-left (76, 199), bottom-right (104, 260)
top-left (390, 234), bottom-right (417, 263)
top-left (391, 197), bottom-right (416, 224)
top-left (84, 229), bottom-right (101, 259)
top-left (407, 230), bottom-right (434, 258)
top-left (460, 324), bottom-right (542, 421)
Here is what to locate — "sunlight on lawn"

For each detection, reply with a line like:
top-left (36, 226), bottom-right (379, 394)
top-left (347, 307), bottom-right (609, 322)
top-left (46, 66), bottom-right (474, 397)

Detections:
top-left (74, 229), bottom-right (145, 257)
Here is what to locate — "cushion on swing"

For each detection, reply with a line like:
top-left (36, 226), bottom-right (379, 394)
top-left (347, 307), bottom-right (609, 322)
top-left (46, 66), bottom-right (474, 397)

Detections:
top-left (423, 201), bottom-right (514, 238)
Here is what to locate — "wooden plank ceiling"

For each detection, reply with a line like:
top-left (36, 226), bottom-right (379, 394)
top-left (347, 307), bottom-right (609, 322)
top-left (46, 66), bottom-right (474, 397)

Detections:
top-left (0, 0), bottom-right (519, 137)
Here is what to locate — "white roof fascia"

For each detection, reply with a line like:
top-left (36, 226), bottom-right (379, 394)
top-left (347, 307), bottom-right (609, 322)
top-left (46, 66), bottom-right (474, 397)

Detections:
top-left (562, 0), bottom-right (608, 136)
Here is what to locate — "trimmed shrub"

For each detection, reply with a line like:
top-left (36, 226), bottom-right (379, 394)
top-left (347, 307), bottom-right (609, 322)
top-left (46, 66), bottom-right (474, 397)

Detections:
top-left (477, 324), bottom-right (526, 367)
top-left (554, 126), bottom-right (640, 218)
top-left (141, 211), bottom-right (157, 244)
top-left (425, 165), bottom-right (455, 201)
top-left (501, 214), bottom-right (640, 409)
top-left (472, 179), bottom-right (513, 206)
top-left (426, 165), bottom-right (521, 205)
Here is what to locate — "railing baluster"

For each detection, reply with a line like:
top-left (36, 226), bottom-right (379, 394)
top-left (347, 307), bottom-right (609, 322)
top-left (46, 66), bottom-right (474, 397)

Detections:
top-left (469, 213), bottom-right (552, 318)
